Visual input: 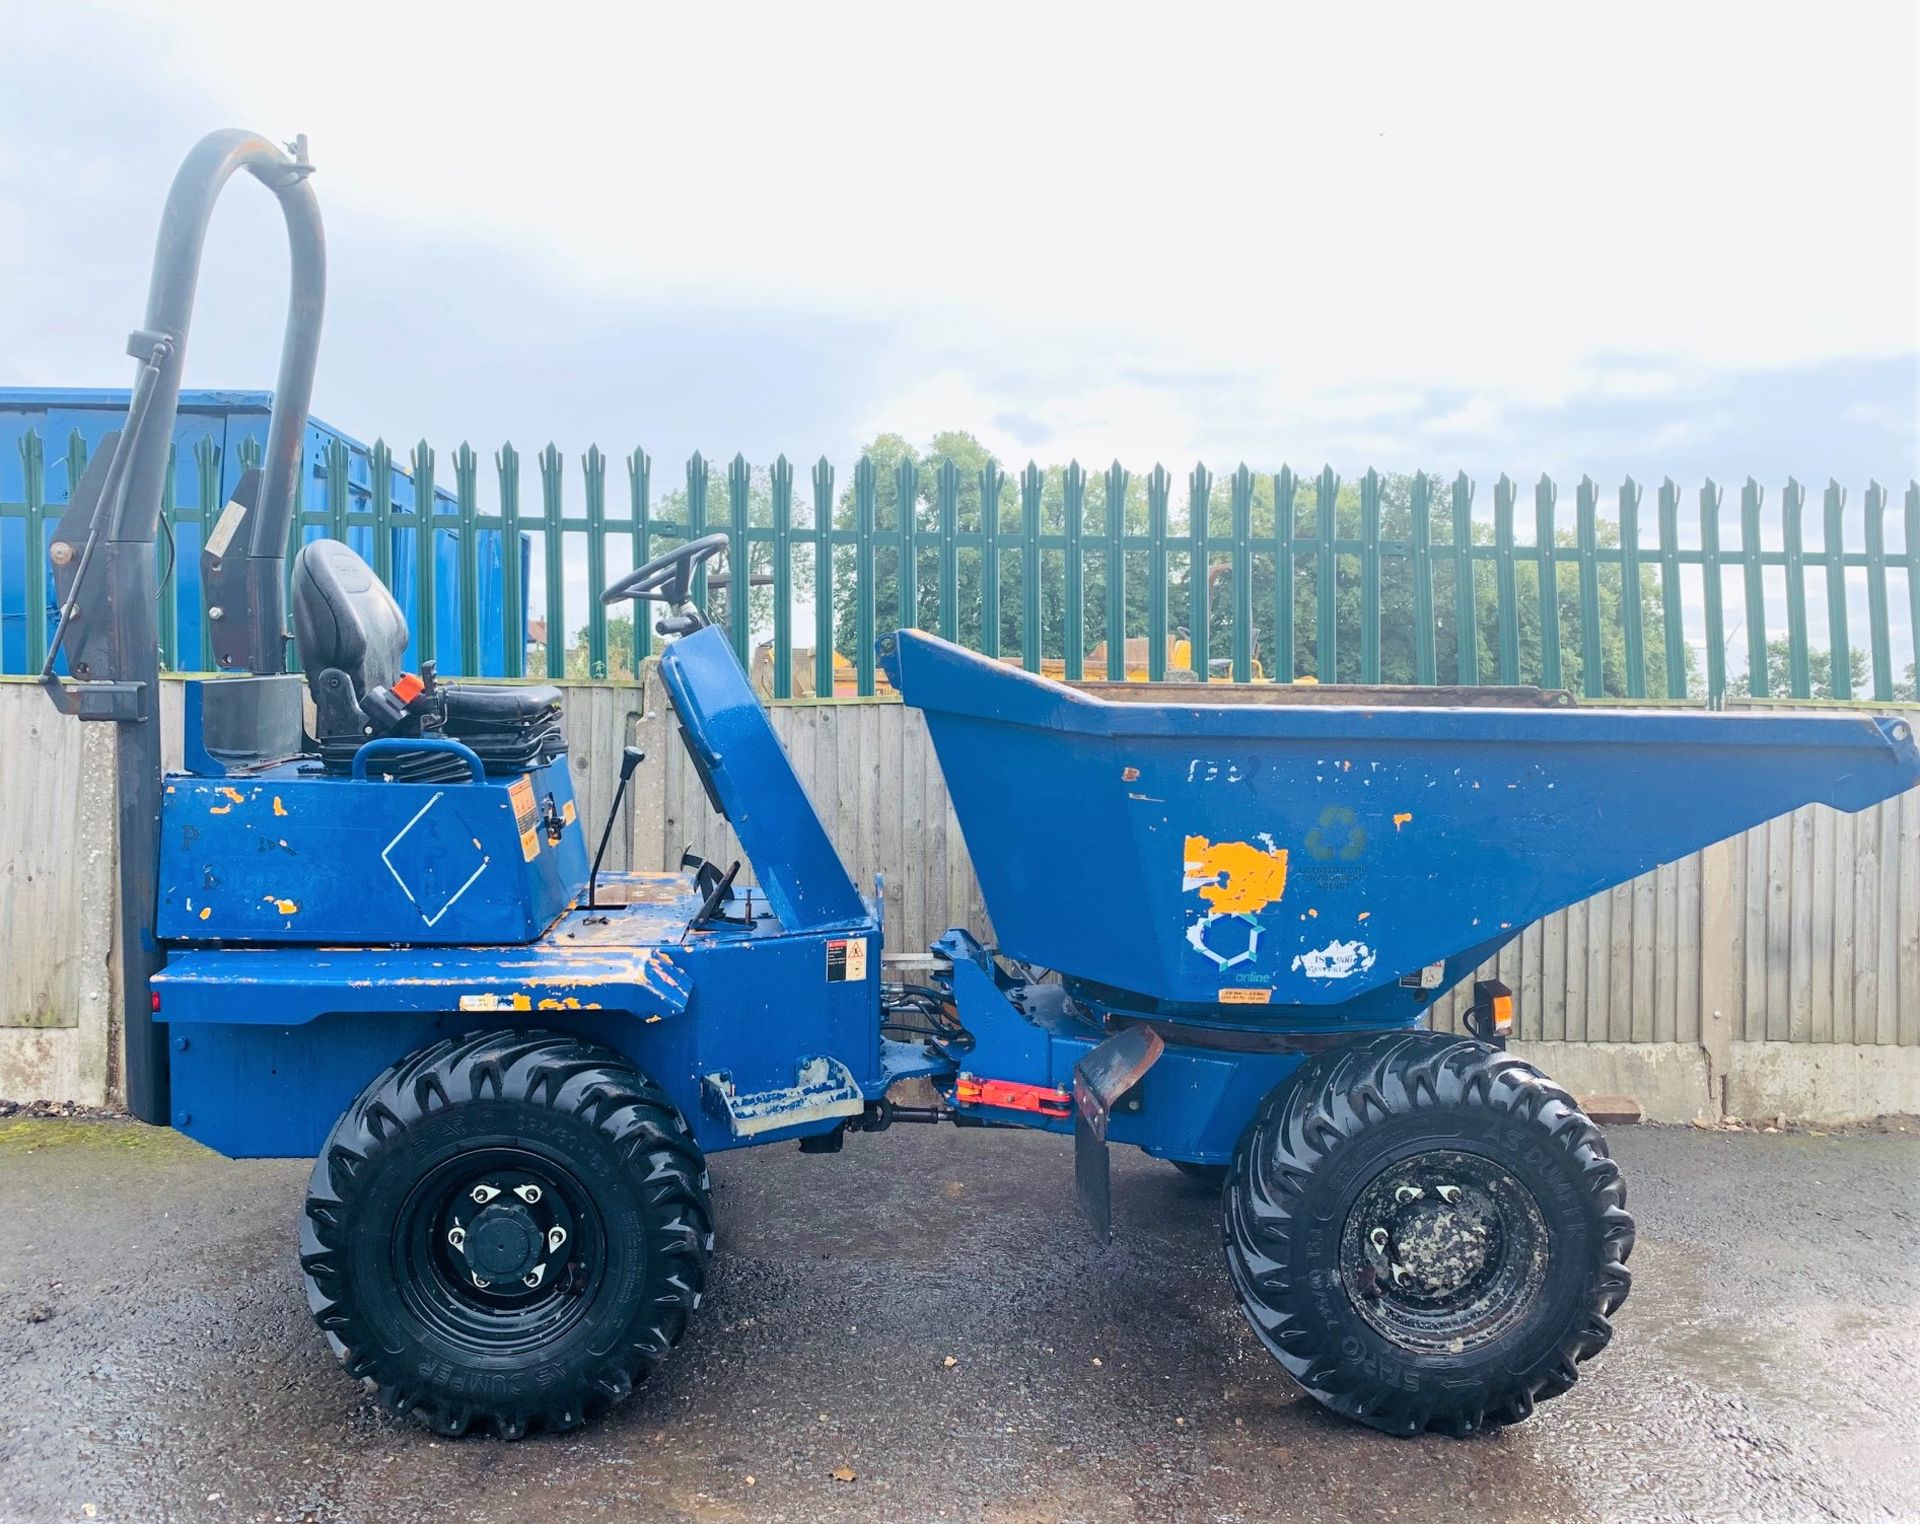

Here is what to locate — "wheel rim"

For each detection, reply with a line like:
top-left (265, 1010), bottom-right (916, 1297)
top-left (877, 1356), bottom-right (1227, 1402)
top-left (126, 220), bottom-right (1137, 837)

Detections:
top-left (1339, 1149), bottom-right (1549, 1355)
top-left (395, 1147), bottom-right (612, 1355)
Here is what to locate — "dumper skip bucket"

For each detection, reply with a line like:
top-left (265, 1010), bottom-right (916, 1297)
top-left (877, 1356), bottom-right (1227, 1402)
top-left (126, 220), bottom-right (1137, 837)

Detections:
top-left (882, 630), bottom-right (1920, 1024)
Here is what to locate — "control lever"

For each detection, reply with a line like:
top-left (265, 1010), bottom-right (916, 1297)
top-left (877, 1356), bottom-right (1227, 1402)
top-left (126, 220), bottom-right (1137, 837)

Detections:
top-left (587, 745), bottom-right (646, 909)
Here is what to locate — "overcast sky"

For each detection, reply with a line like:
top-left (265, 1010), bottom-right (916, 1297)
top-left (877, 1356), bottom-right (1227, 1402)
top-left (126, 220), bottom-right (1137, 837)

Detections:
top-left (4, 0), bottom-right (1914, 496)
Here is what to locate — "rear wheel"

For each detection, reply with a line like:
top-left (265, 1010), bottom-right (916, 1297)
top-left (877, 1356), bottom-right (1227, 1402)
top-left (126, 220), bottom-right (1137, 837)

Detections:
top-left (300, 1030), bottom-right (712, 1438)
top-left (1223, 1030), bottom-right (1632, 1436)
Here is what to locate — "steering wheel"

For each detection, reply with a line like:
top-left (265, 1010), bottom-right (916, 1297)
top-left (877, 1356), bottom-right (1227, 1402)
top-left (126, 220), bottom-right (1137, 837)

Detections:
top-left (601, 532), bottom-right (731, 631)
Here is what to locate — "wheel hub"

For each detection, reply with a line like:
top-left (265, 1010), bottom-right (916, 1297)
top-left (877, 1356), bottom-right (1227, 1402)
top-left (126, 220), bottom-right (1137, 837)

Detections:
top-left (465, 1202), bottom-right (543, 1282)
top-left (438, 1172), bottom-right (575, 1294)
top-left (1339, 1150), bottom-right (1549, 1355)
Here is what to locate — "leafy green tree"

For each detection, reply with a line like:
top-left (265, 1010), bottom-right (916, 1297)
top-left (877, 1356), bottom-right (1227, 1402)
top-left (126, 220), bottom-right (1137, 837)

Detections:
top-left (1727, 638), bottom-right (1870, 701)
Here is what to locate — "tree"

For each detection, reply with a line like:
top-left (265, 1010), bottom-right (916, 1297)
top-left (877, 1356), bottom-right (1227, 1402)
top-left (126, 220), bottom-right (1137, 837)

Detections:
top-left (1727, 639), bottom-right (1870, 701)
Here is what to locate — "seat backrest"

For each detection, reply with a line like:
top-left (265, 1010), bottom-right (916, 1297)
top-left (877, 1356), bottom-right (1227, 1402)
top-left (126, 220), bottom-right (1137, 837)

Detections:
top-left (291, 539), bottom-right (407, 697)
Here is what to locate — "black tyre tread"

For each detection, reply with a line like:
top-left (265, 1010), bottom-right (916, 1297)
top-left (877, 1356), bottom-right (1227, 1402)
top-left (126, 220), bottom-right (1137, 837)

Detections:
top-left (1223, 1029), bottom-right (1633, 1437)
top-left (300, 1029), bottom-right (713, 1439)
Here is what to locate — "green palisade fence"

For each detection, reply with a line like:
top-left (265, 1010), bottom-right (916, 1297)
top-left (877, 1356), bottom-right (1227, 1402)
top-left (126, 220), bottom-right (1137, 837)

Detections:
top-left (3, 428), bottom-right (1916, 708)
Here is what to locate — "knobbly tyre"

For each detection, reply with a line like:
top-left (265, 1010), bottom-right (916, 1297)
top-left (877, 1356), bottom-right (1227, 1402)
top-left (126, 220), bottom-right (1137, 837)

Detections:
top-left (40, 129), bottom-right (1920, 1439)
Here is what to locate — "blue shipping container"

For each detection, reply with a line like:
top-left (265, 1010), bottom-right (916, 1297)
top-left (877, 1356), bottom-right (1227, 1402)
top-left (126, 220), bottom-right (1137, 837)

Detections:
top-left (0, 389), bottom-right (526, 677)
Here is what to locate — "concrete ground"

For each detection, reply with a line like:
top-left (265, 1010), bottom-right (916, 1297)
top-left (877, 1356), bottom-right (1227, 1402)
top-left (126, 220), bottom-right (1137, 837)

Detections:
top-left (0, 1117), bottom-right (1915, 1524)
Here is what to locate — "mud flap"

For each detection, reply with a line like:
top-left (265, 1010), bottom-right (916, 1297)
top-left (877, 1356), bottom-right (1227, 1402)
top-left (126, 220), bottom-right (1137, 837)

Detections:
top-left (1071, 1025), bottom-right (1166, 1243)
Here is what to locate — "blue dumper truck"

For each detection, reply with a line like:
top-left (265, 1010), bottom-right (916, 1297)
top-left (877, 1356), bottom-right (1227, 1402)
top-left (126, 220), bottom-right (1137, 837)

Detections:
top-left (34, 129), bottom-right (1920, 1440)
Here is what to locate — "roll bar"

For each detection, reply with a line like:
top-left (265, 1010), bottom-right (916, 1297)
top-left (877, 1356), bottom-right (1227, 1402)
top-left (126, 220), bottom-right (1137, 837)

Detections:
top-left (42, 129), bottom-right (326, 1124)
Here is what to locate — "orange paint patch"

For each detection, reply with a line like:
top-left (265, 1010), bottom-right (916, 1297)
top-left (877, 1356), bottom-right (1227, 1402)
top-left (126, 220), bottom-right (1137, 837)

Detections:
top-left (1182, 835), bottom-right (1289, 915)
top-left (272, 796), bottom-right (288, 817)
top-left (1392, 812), bottom-right (1412, 830)
top-left (1121, 766), bottom-right (1140, 782)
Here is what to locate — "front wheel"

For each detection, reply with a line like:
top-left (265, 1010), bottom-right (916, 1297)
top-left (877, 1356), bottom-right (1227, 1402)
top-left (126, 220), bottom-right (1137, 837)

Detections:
top-left (1223, 1030), bottom-right (1633, 1436)
top-left (300, 1030), bottom-right (713, 1438)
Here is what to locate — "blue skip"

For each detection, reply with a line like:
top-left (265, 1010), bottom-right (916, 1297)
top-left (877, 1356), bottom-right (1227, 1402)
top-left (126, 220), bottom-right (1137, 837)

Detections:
top-left (39, 129), bottom-right (1920, 1442)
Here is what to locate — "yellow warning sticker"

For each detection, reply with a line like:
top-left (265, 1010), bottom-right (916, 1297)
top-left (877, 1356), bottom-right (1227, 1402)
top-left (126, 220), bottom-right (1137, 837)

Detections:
top-left (1218, 987), bottom-right (1273, 1005)
top-left (508, 776), bottom-right (540, 862)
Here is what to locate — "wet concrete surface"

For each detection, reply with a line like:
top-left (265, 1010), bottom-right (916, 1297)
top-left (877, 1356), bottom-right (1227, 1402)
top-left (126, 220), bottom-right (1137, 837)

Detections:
top-left (0, 1116), bottom-right (1915, 1524)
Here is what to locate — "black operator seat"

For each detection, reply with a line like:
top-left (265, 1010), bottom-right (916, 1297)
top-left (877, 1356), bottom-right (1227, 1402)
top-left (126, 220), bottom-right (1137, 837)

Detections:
top-left (289, 539), bottom-right (565, 764)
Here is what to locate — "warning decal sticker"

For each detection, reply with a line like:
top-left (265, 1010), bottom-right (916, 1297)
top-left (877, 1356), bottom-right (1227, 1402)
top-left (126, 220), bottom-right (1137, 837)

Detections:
top-left (826, 936), bottom-right (869, 982)
top-left (508, 776), bottom-right (540, 862)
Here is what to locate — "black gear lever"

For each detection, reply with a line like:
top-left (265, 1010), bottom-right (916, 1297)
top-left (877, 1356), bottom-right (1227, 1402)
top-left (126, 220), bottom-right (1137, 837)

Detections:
top-left (587, 745), bottom-right (646, 909)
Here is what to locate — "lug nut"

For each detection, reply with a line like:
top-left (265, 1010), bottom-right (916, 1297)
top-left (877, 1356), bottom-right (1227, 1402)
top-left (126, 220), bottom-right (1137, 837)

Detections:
top-left (547, 1225), bottom-right (567, 1252)
top-left (1394, 1185), bottom-right (1424, 1205)
top-left (1368, 1227), bottom-right (1389, 1251)
top-left (1436, 1184), bottom-right (1462, 1204)
top-left (470, 1184), bottom-right (501, 1204)
top-left (1391, 1263), bottom-right (1412, 1287)
top-left (470, 1272), bottom-right (492, 1289)
top-left (523, 1265), bottom-right (546, 1289)
top-left (446, 1226), bottom-right (467, 1252)
top-left (514, 1184), bottom-right (543, 1204)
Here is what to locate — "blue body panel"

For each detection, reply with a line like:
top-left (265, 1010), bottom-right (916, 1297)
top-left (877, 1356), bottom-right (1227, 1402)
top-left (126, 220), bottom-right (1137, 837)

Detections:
top-left (882, 629), bottom-right (1920, 1023)
top-left (157, 751), bottom-right (586, 945)
top-left (153, 624), bottom-right (896, 1160)
top-left (158, 876), bottom-right (903, 1158)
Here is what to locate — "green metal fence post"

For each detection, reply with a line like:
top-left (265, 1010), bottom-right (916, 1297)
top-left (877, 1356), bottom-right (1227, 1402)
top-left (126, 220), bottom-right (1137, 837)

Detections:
top-left (1738, 478), bottom-right (1767, 697)
top-left (896, 455), bottom-right (920, 635)
top-left (583, 445), bottom-right (608, 677)
top-left (1020, 463), bottom-right (1043, 672)
top-left (936, 458), bottom-right (960, 644)
top-left (1618, 478), bottom-right (1645, 698)
top-left (1783, 477), bottom-right (1811, 697)
top-left (686, 450), bottom-right (710, 614)
top-left (369, 438), bottom-right (394, 588)
top-left (1454, 473), bottom-right (1480, 685)
top-left (629, 448), bottom-right (652, 672)
top-left (1230, 464), bottom-right (1254, 682)
top-left (1313, 466), bottom-right (1337, 682)
top-left (1656, 478), bottom-right (1686, 699)
top-left (811, 457), bottom-right (834, 696)
top-left (1358, 466), bottom-right (1382, 685)
top-left (1106, 460), bottom-right (1128, 680)
top-left (157, 441), bottom-right (178, 669)
top-left (1823, 479), bottom-right (1852, 700)
top-left (1147, 465), bottom-right (1170, 681)
top-left (1907, 483), bottom-right (1920, 698)
top-left (1700, 480), bottom-right (1726, 706)
top-left (193, 436), bottom-right (223, 670)
top-left (854, 455), bottom-right (876, 696)
top-left (1062, 461), bottom-right (1085, 681)
top-left (1576, 476), bottom-right (1603, 698)
top-left (980, 460), bottom-right (1004, 661)
top-left (454, 444), bottom-right (480, 676)
top-left (1493, 474), bottom-right (1518, 684)
top-left (539, 444), bottom-right (566, 680)
top-left (726, 453), bottom-right (750, 668)
top-left (20, 431), bottom-right (46, 674)
top-left (772, 455), bottom-right (793, 698)
top-left (1864, 480), bottom-right (1892, 702)
top-left (497, 443), bottom-right (524, 679)
top-left (325, 437), bottom-right (350, 542)
top-left (1535, 475), bottom-right (1562, 691)
top-left (1273, 466), bottom-right (1297, 683)
top-left (1410, 471), bottom-right (1435, 685)
top-left (413, 440), bottom-right (437, 668)
top-left (1189, 463), bottom-right (1213, 682)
